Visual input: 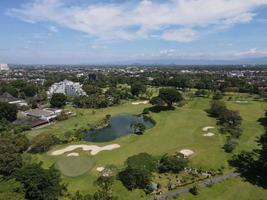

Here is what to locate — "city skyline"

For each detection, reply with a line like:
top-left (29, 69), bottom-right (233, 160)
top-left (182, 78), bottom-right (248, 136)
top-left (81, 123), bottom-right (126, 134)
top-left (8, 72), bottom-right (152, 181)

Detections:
top-left (1, 0), bottom-right (267, 64)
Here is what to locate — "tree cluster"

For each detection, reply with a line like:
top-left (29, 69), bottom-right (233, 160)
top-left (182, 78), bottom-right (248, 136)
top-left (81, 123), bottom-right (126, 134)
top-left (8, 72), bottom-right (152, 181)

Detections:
top-left (207, 100), bottom-right (242, 152)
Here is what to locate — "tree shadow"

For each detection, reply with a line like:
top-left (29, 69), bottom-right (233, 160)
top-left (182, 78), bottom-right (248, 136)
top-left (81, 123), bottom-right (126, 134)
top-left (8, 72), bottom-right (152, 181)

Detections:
top-left (148, 105), bottom-right (175, 113)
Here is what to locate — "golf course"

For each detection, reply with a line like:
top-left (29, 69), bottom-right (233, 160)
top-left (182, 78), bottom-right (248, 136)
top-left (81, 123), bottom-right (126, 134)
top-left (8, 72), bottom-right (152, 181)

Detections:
top-left (27, 93), bottom-right (267, 200)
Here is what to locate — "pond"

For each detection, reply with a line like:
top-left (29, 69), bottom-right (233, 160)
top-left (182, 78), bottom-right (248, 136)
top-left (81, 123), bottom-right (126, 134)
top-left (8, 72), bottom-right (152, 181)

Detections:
top-left (84, 115), bottom-right (155, 142)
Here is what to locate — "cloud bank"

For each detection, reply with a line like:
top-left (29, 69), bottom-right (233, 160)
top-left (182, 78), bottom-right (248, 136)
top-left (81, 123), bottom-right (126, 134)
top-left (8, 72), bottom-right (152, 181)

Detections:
top-left (7, 0), bottom-right (267, 42)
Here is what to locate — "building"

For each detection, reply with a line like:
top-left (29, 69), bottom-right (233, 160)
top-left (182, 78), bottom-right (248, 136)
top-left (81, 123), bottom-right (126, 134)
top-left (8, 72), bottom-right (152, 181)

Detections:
top-left (0, 64), bottom-right (9, 71)
top-left (24, 108), bottom-right (62, 122)
top-left (0, 92), bottom-right (28, 106)
top-left (47, 80), bottom-right (86, 97)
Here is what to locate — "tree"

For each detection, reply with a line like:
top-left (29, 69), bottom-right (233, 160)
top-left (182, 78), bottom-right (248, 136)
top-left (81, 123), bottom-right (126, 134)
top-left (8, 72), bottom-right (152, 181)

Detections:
top-left (131, 122), bottom-right (146, 135)
top-left (158, 153), bottom-right (188, 173)
top-left (130, 82), bottom-right (146, 97)
top-left (158, 88), bottom-right (183, 108)
top-left (118, 167), bottom-right (152, 191)
top-left (14, 163), bottom-right (66, 200)
top-left (223, 137), bottom-right (238, 153)
top-left (126, 153), bottom-right (158, 172)
top-left (50, 93), bottom-right (67, 108)
top-left (0, 178), bottom-right (25, 200)
top-left (0, 102), bottom-right (18, 122)
top-left (30, 133), bottom-right (61, 153)
top-left (207, 100), bottom-right (226, 118)
top-left (0, 134), bottom-right (29, 176)
top-left (149, 96), bottom-right (164, 106)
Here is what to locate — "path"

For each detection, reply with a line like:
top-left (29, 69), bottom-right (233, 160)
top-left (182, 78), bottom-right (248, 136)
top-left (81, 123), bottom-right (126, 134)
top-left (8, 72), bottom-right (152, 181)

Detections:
top-left (154, 172), bottom-right (240, 200)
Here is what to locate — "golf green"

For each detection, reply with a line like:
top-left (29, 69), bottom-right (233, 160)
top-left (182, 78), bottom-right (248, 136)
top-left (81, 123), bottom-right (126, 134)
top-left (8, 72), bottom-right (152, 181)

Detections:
top-left (56, 156), bottom-right (94, 177)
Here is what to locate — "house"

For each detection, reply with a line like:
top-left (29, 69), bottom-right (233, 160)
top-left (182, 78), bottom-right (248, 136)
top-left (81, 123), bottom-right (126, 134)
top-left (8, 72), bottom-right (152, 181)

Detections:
top-left (47, 80), bottom-right (86, 97)
top-left (0, 92), bottom-right (28, 106)
top-left (24, 108), bottom-right (62, 122)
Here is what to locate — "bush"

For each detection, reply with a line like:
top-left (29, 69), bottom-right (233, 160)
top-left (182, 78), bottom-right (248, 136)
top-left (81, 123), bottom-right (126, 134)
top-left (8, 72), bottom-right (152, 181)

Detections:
top-left (189, 185), bottom-right (199, 195)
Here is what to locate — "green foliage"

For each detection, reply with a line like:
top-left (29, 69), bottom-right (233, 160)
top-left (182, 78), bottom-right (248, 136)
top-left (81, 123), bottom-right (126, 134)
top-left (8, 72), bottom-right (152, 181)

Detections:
top-left (14, 163), bottom-right (66, 200)
top-left (0, 133), bottom-right (29, 176)
top-left (118, 167), bottom-right (152, 191)
top-left (30, 133), bottom-right (61, 153)
top-left (50, 93), bottom-right (67, 108)
top-left (130, 82), bottom-right (146, 97)
top-left (189, 185), bottom-right (199, 195)
top-left (207, 100), bottom-right (227, 118)
top-left (126, 153), bottom-right (158, 172)
top-left (158, 88), bottom-right (183, 107)
top-left (223, 137), bottom-right (238, 153)
top-left (158, 153), bottom-right (188, 173)
top-left (0, 178), bottom-right (25, 200)
top-left (0, 102), bottom-right (18, 122)
top-left (131, 122), bottom-right (146, 135)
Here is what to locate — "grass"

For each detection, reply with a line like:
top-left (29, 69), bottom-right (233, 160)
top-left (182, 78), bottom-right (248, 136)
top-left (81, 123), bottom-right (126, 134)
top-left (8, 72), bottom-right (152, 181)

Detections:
top-left (178, 177), bottom-right (267, 200)
top-left (27, 95), bottom-right (267, 199)
top-left (56, 156), bottom-right (95, 177)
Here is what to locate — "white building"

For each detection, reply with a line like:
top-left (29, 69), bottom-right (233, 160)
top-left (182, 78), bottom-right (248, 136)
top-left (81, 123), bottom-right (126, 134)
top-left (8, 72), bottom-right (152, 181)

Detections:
top-left (0, 64), bottom-right (9, 71)
top-left (47, 80), bottom-right (86, 97)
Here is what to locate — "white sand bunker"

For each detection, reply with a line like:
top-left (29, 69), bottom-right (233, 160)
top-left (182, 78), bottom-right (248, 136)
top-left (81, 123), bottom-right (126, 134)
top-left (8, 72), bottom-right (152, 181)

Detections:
top-left (66, 152), bottom-right (79, 157)
top-left (132, 100), bottom-right (149, 105)
top-left (202, 126), bottom-right (214, 132)
top-left (51, 144), bottom-right (120, 156)
top-left (180, 149), bottom-right (194, 157)
top-left (203, 132), bottom-right (215, 137)
top-left (235, 101), bottom-right (249, 104)
top-left (96, 167), bottom-right (105, 172)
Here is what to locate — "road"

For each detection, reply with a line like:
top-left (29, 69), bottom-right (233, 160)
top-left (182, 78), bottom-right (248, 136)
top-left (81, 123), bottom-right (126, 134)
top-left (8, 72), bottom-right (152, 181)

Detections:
top-left (154, 172), bottom-right (240, 200)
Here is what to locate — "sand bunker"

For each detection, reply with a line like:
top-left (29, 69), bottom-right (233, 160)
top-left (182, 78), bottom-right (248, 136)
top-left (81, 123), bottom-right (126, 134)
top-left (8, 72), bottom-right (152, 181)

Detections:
top-left (202, 126), bottom-right (214, 132)
top-left (235, 101), bottom-right (249, 104)
top-left (203, 132), bottom-right (215, 137)
top-left (51, 144), bottom-right (120, 156)
top-left (180, 149), bottom-right (194, 157)
top-left (66, 152), bottom-right (79, 157)
top-left (96, 167), bottom-right (105, 172)
top-left (132, 101), bottom-right (149, 105)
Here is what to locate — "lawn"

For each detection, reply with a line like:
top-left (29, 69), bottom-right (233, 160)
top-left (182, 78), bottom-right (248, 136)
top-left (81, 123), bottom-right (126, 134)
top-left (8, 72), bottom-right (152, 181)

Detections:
top-left (179, 177), bottom-right (267, 200)
top-left (28, 96), bottom-right (267, 199)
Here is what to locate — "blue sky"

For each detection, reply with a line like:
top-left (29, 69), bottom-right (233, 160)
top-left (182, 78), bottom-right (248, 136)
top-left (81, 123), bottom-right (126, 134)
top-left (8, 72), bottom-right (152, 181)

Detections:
top-left (1, 0), bottom-right (267, 64)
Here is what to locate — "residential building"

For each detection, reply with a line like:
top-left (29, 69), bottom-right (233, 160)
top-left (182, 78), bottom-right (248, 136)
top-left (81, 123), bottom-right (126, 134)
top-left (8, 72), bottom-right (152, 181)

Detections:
top-left (0, 92), bottom-right (28, 106)
top-left (47, 80), bottom-right (86, 96)
top-left (24, 108), bottom-right (62, 121)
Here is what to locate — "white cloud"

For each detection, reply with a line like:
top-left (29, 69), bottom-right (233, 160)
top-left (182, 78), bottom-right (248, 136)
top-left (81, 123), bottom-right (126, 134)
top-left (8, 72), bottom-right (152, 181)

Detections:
top-left (48, 25), bottom-right (58, 33)
top-left (6, 0), bottom-right (267, 42)
top-left (160, 49), bottom-right (176, 56)
top-left (91, 44), bottom-right (107, 49)
top-left (162, 29), bottom-right (197, 42)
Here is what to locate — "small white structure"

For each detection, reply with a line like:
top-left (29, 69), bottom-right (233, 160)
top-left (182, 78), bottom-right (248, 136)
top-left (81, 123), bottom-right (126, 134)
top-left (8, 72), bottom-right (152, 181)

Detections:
top-left (47, 80), bottom-right (86, 97)
top-left (24, 108), bottom-right (62, 121)
top-left (0, 64), bottom-right (9, 71)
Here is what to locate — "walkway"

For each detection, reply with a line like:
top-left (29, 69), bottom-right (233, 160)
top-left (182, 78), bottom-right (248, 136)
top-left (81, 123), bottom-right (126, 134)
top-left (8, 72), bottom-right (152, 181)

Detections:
top-left (154, 172), bottom-right (240, 200)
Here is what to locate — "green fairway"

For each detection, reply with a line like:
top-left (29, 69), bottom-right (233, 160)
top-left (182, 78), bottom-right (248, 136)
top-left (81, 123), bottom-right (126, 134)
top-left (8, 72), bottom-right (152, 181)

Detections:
top-left (56, 156), bottom-right (95, 177)
top-left (27, 95), bottom-right (267, 199)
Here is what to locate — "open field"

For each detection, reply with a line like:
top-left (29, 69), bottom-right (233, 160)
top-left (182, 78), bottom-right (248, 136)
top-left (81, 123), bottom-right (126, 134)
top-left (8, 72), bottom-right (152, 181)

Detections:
top-left (28, 96), bottom-right (267, 199)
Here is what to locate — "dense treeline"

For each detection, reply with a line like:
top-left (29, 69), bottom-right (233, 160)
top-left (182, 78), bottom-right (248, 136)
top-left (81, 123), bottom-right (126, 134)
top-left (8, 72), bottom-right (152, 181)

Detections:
top-left (207, 99), bottom-right (242, 152)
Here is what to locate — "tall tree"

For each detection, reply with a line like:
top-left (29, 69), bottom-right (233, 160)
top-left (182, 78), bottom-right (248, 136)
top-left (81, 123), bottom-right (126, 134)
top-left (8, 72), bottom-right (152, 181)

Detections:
top-left (0, 102), bottom-right (18, 122)
top-left (50, 93), bottom-right (67, 108)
